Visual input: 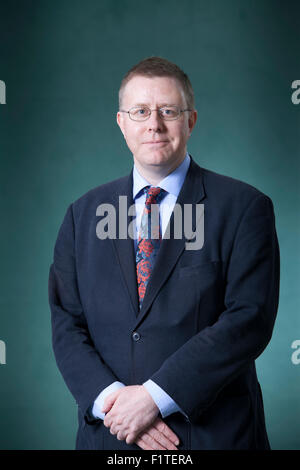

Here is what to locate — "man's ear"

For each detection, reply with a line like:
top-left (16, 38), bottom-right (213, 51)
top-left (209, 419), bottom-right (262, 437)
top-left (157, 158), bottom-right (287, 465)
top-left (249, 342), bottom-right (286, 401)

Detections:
top-left (116, 112), bottom-right (126, 139)
top-left (188, 109), bottom-right (198, 135)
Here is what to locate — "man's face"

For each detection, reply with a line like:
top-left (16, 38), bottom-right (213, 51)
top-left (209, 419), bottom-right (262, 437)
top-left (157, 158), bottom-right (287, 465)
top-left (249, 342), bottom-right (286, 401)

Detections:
top-left (117, 75), bottom-right (197, 175)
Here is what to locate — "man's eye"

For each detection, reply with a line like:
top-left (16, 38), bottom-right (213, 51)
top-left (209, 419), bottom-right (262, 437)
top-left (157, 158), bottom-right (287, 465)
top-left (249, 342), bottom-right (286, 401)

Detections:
top-left (161, 107), bottom-right (177, 116)
top-left (131, 107), bottom-right (148, 115)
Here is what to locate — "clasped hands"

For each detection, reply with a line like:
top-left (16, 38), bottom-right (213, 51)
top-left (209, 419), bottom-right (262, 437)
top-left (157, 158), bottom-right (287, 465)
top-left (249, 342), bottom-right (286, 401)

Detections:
top-left (102, 385), bottom-right (179, 450)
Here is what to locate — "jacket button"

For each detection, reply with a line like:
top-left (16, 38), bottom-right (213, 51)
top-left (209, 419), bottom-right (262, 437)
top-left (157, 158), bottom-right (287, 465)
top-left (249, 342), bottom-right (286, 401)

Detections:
top-left (132, 331), bottom-right (141, 341)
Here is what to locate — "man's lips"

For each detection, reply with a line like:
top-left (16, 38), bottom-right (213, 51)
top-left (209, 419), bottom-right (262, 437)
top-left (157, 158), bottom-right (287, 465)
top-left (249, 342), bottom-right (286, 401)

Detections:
top-left (143, 140), bottom-right (169, 144)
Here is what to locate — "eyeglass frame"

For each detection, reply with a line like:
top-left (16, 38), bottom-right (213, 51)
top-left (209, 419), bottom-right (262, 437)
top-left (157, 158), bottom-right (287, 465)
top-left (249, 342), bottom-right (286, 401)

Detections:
top-left (118, 105), bottom-right (192, 121)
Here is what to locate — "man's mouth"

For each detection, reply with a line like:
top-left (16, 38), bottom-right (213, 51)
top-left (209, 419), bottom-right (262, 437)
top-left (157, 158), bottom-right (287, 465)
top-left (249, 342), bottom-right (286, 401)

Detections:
top-left (143, 140), bottom-right (168, 145)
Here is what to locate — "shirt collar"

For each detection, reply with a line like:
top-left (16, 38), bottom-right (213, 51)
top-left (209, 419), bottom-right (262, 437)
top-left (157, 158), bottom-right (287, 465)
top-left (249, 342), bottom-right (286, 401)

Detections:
top-left (133, 152), bottom-right (190, 200)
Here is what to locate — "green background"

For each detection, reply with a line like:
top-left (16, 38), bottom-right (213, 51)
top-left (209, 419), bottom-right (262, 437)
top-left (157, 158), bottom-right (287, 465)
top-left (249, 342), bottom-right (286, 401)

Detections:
top-left (0, 0), bottom-right (299, 449)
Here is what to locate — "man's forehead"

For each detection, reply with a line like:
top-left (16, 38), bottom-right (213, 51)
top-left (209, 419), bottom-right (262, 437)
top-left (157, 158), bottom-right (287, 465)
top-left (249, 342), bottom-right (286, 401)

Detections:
top-left (122, 75), bottom-right (185, 105)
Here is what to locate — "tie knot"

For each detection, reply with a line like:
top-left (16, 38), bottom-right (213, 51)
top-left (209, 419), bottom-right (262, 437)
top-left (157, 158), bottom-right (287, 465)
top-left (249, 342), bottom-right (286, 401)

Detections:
top-left (144, 186), bottom-right (165, 206)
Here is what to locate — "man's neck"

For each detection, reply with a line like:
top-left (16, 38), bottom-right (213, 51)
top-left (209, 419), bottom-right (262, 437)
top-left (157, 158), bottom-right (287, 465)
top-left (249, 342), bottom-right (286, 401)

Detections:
top-left (133, 154), bottom-right (186, 186)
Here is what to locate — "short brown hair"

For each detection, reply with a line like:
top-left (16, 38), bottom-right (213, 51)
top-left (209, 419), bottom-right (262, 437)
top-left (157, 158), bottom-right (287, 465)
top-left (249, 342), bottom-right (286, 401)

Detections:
top-left (119, 56), bottom-right (195, 110)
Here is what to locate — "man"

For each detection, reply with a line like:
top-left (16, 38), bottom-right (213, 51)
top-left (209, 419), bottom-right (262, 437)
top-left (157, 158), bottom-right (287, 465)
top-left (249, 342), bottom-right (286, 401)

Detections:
top-left (49, 57), bottom-right (280, 450)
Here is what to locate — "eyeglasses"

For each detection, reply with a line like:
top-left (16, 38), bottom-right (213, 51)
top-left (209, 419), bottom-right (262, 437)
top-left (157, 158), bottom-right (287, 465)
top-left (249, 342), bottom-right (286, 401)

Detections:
top-left (119, 105), bottom-right (192, 121)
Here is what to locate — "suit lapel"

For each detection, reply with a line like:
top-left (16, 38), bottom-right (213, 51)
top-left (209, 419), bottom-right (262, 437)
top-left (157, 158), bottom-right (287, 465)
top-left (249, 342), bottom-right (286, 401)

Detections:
top-left (110, 170), bottom-right (139, 316)
top-left (132, 157), bottom-right (206, 328)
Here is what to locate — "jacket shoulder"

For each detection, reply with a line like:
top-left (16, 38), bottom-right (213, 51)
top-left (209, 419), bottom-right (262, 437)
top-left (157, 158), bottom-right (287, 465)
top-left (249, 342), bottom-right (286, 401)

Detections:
top-left (71, 173), bottom-right (131, 213)
top-left (199, 165), bottom-right (272, 204)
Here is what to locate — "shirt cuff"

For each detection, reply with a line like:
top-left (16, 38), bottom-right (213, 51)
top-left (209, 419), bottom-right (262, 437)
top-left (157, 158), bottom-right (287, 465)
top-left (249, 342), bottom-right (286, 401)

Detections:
top-left (91, 381), bottom-right (125, 420)
top-left (143, 379), bottom-right (188, 419)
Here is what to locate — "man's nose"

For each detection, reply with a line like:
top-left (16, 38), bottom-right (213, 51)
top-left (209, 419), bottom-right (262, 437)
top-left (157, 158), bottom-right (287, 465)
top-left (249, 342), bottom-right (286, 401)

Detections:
top-left (147, 110), bottom-right (164, 131)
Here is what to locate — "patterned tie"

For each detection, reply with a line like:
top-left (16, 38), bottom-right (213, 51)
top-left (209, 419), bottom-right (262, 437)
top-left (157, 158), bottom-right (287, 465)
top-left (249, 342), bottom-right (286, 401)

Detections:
top-left (136, 186), bottom-right (166, 309)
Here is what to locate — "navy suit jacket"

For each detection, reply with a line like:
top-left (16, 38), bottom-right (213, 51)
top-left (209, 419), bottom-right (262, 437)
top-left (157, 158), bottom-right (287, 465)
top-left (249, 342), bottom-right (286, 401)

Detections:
top-left (48, 157), bottom-right (280, 450)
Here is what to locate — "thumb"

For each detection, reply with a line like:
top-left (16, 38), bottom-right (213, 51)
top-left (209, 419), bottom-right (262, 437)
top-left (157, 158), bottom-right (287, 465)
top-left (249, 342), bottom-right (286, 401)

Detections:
top-left (101, 390), bottom-right (119, 413)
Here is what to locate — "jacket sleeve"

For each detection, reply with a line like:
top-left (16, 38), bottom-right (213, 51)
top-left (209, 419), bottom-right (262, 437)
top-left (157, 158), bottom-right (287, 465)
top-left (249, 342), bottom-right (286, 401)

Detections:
top-left (48, 204), bottom-right (119, 424)
top-left (149, 194), bottom-right (280, 422)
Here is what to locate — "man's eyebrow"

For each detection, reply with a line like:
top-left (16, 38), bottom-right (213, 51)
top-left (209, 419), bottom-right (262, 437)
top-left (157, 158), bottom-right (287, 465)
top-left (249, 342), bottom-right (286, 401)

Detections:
top-left (131, 102), bottom-right (177, 107)
top-left (132, 103), bottom-right (149, 107)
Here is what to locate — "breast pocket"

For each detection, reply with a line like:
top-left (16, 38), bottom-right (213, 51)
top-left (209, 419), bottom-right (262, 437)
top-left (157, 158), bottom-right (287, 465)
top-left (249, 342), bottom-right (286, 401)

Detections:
top-left (179, 261), bottom-right (220, 279)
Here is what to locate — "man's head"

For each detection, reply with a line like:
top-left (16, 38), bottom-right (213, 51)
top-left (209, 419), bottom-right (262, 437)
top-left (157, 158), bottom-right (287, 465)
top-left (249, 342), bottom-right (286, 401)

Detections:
top-left (117, 57), bottom-right (197, 182)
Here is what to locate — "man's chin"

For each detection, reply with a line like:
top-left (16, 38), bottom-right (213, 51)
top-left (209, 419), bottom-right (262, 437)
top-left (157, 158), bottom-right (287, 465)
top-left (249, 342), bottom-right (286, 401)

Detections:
top-left (137, 150), bottom-right (178, 166)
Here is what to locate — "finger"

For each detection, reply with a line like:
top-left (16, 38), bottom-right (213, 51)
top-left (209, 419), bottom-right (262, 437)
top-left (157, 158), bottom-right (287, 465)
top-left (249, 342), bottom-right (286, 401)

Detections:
top-left (135, 436), bottom-right (153, 451)
top-left (117, 430), bottom-right (126, 441)
top-left (109, 425), bottom-right (118, 435)
top-left (154, 418), bottom-right (180, 445)
top-left (137, 432), bottom-right (167, 451)
top-left (126, 433), bottom-right (137, 445)
top-left (146, 427), bottom-right (178, 450)
top-left (103, 413), bottom-right (112, 428)
top-left (102, 391), bottom-right (119, 413)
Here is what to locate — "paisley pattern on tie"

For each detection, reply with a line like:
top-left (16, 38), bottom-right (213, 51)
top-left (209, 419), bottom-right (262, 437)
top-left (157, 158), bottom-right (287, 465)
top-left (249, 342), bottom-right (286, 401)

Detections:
top-left (136, 186), bottom-right (166, 309)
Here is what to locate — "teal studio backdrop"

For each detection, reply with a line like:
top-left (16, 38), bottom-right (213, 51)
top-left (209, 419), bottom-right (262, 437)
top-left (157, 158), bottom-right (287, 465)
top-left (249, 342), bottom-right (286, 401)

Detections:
top-left (0, 0), bottom-right (299, 450)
